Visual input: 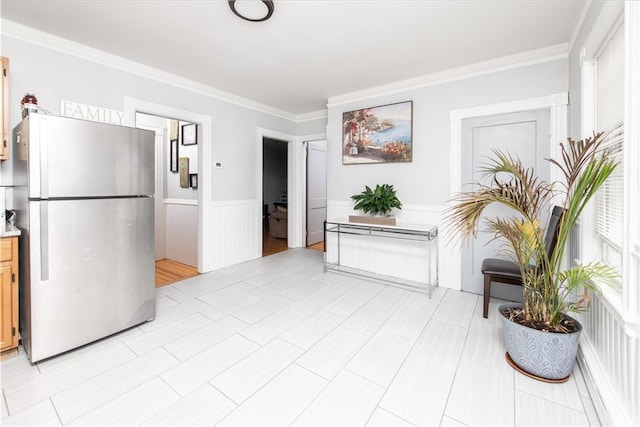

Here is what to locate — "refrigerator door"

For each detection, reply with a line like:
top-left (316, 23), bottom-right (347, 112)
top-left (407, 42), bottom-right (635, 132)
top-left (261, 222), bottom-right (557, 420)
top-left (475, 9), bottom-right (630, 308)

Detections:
top-left (23, 197), bottom-right (155, 362)
top-left (24, 115), bottom-right (154, 199)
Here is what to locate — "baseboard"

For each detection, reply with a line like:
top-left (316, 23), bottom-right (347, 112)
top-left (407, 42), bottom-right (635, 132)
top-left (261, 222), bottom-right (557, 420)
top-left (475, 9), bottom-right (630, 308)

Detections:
top-left (577, 341), bottom-right (626, 426)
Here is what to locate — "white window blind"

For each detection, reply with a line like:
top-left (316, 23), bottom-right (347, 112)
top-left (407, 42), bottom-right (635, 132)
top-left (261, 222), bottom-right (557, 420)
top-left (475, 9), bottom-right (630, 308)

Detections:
top-left (595, 23), bottom-right (624, 274)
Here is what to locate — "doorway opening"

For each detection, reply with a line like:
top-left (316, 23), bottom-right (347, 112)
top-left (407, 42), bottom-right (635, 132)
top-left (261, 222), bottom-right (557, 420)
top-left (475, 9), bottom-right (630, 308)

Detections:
top-left (136, 112), bottom-right (201, 286)
top-left (262, 137), bottom-right (289, 257)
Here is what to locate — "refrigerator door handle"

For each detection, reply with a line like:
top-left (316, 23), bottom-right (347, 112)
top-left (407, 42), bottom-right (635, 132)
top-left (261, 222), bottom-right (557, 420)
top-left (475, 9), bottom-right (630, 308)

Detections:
top-left (40, 201), bottom-right (49, 281)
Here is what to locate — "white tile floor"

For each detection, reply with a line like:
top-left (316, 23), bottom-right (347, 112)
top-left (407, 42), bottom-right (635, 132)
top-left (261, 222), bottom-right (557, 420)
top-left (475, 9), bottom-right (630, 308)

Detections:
top-left (0, 249), bottom-right (600, 426)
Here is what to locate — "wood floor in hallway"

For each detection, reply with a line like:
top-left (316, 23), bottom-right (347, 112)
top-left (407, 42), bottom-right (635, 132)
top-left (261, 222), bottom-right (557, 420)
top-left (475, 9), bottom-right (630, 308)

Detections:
top-left (262, 226), bottom-right (324, 256)
top-left (306, 241), bottom-right (324, 251)
top-left (263, 227), bottom-right (289, 257)
top-left (155, 259), bottom-right (199, 287)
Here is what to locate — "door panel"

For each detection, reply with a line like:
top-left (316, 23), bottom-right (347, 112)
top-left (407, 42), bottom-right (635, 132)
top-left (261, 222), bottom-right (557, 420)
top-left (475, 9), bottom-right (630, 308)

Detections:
top-left (27, 197), bottom-right (155, 362)
top-left (0, 261), bottom-right (14, 351)
top-left (461, 110), bottom-right (550, 299)
top-left (306, 141), bottom-right (327, 246)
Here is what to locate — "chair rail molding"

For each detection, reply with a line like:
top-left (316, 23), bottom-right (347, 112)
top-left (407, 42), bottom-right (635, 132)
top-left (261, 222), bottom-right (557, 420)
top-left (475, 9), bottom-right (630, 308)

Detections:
top-left (164, 198), bottom-right (198, 206)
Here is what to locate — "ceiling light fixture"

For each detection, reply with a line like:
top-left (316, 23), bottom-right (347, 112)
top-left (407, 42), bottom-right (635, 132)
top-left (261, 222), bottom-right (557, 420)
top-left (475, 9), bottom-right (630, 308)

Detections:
top-left (228, 0), bottom-right (274, 22)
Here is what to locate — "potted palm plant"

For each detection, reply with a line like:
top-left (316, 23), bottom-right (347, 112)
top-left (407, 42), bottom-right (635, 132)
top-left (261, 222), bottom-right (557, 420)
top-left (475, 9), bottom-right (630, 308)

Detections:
top-left (447, 132), bottom-right (618, 381)
top-left (350, 183), bottom-right (402, 226)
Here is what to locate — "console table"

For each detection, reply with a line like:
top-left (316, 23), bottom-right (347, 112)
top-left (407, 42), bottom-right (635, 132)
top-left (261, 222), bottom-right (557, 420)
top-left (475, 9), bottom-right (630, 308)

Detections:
top-left (324, 219), bottom-right (438, 296)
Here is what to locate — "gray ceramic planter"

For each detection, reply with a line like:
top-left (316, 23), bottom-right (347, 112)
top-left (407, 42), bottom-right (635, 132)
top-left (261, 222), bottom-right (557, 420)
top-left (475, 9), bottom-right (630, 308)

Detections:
top-left (498, 303), bottom-right (582, 380)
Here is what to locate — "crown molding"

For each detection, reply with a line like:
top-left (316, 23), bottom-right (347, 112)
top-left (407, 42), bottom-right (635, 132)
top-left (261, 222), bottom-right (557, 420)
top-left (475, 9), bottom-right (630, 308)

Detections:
top-left (1, 19), bottom-right (326, 123)
top-left (568, 0), bottom-right (593, 54)
top-left (295, 109), bottom-right (328, 122)
top-left (327, 43), bottom-right (569, 108)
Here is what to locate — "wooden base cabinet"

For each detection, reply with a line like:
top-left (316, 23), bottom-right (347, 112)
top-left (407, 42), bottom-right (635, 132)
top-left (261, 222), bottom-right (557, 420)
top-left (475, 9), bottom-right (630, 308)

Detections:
top-left (1, 237), bottom-right (19, 352)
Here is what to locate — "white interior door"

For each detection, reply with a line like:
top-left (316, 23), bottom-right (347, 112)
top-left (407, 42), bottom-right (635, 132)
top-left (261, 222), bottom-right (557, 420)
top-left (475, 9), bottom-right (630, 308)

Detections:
top-left (460, 109), bottom-right (550, 300)
top-left (306, 140), bottom-right (327, 246)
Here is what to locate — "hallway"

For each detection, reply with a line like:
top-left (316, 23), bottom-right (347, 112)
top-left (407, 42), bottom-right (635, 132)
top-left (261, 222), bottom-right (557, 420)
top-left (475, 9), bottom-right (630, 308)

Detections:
top-left (156, 259), bottom-right (199, 287)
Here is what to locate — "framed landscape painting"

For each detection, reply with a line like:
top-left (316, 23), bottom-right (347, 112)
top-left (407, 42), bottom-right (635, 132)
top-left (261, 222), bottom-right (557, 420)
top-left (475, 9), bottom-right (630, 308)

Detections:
top-left (342, 101), bottom-right (413, 165)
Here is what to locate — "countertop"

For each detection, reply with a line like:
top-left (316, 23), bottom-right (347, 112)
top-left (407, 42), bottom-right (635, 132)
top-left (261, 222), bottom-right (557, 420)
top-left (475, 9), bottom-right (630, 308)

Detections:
top-left (1, 224), bottom-right (22, 238)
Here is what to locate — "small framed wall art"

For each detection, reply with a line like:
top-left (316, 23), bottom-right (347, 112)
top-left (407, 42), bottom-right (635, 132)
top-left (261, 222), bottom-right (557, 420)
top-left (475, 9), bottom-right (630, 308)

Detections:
top-left (170, 139), bottom-right (179, 172)
top-left (189, 173), bottom-right (198, 189)
top-left (342, 100), bottom-right (413, 165)
top-left (169, 120), bottom-right (179, 140)
top-left (182, 123), bottom-right (197, 145)
top-left (179, 157), bottom-right (190, 188)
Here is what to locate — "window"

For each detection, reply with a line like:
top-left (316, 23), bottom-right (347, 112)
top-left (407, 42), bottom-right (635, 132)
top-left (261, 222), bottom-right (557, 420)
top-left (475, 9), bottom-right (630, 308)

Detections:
top-left (594, 22), bottom-right (625, 278)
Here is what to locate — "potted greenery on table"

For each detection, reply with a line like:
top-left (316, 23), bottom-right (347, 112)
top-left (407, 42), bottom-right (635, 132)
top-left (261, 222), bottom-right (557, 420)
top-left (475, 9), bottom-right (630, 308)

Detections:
top-left (447, 132), bottom-right (618, 381)
top-left (350, 183), bottom-right (402, 226)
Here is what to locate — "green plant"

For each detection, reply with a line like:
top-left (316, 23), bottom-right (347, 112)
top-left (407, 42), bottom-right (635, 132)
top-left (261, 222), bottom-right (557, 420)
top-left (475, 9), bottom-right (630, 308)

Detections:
top-left (351, 183), bottom-right (402, 216)
top-left (447, 133), bottom-right (619, 332)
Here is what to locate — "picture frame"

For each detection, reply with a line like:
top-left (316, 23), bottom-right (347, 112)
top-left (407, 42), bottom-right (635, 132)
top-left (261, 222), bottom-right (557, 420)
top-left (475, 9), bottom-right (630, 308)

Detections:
top-left (189, 173), bottom-right (198, 189)
top-left (170, 139), bottom-right (179, 172)
top-left (169, 120), bottom-right (179, 141)
top-left (182, 123), bottom-right (197, 146)
top-left (179, 157), bottom-right (190, 188)
top-left (342, 100), bottom-right (413, 165)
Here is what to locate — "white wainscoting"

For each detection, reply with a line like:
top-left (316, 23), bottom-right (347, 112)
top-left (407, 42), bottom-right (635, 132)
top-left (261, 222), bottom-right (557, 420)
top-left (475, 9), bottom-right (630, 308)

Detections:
top-left (325, 226), bottom-right (436, 285)
top-left (164, 199), bottom-right (198, 268)
top-left (326, 201), bottom-right (457, 289)
top-left (578, 294), bottom-right (640, 426)
top-left (209, 199), bottom-right (261, 270)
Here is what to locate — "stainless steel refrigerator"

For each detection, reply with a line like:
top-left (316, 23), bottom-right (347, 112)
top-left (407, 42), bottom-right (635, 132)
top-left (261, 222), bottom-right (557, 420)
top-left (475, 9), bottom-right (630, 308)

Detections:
top-left (12, 114), bottom-right (156, 363)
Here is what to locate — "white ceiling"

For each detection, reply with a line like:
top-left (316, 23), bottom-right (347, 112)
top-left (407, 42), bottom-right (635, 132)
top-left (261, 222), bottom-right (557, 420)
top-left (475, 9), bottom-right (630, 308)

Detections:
top-left (1, 0), bottom-right (586, 115)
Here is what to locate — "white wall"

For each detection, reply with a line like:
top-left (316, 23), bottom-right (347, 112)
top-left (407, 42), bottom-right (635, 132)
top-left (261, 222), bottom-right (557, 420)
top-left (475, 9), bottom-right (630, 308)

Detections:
top-left (0, 30), bottom-right (327, 269)
top-left (326, 58), bottom-right (569, 290)
top-left (327, 59), bottom-right (568, 206)
top-left (165, 201), bottom-right (198, 267)
top-left (166, 120), bottom-right (199, 200)
top-left (0, 37), bottom-right (300, 196)
top-left (297, 115), bottom-right (328, 136)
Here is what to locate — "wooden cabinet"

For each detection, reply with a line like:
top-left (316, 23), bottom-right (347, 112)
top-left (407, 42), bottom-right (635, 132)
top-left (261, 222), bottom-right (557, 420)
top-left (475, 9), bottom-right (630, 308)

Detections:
top-left (1, 237), bottom-right (19, 352)
top-left (1, 56), bottom-right (9, 160)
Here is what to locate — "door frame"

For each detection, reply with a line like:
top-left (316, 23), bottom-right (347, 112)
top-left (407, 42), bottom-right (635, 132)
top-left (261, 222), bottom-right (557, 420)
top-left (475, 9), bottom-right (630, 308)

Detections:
top-left (123, 97), bottom-right (212, 273)
top-left (255, 129), bottom-right (326, 253)
top-left (256, 128), bottom-right (297, 251)
top-left (447, 92), bottom-right (568, 291)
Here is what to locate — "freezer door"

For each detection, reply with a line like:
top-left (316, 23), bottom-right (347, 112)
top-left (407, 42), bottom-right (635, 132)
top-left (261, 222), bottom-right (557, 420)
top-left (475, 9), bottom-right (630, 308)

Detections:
top-left (24, 197), bottom-right (155, 362)
top-left (25, 115), bottom-right (154, 199)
